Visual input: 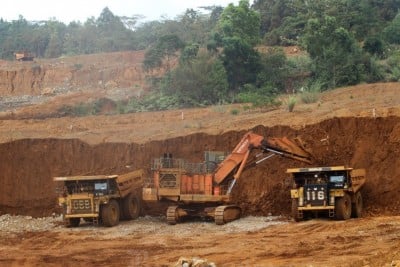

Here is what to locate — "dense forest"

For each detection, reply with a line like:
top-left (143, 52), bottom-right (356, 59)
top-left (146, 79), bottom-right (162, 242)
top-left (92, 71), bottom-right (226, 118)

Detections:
top-left (2, 0), bottom-right (400, 110)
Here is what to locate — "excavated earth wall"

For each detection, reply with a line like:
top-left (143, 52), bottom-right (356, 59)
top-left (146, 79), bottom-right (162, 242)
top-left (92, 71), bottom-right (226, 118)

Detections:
top-left (0, 51), bottom-right (146, 96)
top-left (1, 116), bottom-right (399, 217)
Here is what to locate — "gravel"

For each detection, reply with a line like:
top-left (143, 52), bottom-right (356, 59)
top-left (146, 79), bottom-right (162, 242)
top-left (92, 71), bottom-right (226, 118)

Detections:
top-left (0, 214), bottom-right (288, 238)
top-left (61, 215), bottom-right (287, 239)
top-left (0, 214), bottom-right (63, 234)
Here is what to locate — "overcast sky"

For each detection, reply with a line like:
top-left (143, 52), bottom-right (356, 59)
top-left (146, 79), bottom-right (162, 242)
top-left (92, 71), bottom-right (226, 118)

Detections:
top-left (1, 0), bottom-right (244, 23)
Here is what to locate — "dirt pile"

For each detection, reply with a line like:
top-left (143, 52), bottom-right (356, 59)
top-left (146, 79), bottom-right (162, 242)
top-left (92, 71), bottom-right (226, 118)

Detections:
top-left (0, 117), bottom-right (399, 218)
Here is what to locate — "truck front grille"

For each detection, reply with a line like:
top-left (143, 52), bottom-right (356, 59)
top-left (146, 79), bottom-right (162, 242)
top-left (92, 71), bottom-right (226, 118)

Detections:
top-left (71, 199), bottom-right (92, 214)
top-left (304, 184), bottom-right (328, 206)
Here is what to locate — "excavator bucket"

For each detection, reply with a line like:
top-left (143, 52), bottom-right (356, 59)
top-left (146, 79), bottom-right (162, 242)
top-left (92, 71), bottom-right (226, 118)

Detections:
top-left (264, 136), bottom-right (313, 163)
top-left (213, 132), bottom-right (313, 185)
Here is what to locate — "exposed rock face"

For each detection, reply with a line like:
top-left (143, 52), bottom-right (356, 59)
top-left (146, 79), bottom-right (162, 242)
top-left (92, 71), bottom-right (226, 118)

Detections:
top-left (0, 51), bottom-right (146, 96)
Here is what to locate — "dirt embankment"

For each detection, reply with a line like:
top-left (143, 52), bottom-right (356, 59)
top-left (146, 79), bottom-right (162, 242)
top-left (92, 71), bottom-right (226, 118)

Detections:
top-left (0, 51), bottom-right (146, 96)
top-left (1, 116), bottom-right (399, 218)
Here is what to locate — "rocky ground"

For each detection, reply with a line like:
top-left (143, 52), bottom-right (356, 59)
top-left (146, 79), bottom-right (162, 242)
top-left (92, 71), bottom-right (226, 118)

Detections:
top-left (0, 214), bottom-right (284, 237)
top-left (1, 214), bottom-right (400, 266)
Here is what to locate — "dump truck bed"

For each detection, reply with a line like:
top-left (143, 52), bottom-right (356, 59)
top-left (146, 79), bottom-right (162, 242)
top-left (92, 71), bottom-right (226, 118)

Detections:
top-left (287, 166), bottom-right (353, 173)
top-left (116, 169), bottom-right (144, 198)
top-left (54, 169), bottom-right (144, 198)
top-left (54, 175), bottom-right (118, 181)
top-left (287, 166), bottom-right (366, 193)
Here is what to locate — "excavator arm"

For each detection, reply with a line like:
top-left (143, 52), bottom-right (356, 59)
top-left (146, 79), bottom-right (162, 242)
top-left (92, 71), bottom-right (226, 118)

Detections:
top-left (213, 132), bottom-right (312, 188)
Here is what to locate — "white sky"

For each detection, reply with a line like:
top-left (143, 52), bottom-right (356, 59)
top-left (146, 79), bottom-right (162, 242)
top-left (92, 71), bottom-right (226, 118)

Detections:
top-left (0, 0), bottom-right (243, 23)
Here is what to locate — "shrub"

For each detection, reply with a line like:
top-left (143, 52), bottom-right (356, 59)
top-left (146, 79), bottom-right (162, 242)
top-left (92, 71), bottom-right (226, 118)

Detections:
top-left (236, 84), bottom-right (280, 108)
top-left (230, 109), bottom-right (239, 115)
top-left (299, 81), bottom-right (321, 104)
top-left (287, 96), bottom-right (297, 112)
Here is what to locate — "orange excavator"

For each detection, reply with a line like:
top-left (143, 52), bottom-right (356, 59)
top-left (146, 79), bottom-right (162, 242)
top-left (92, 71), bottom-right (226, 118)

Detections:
top-left (142, 131), bottom-right (313, 224)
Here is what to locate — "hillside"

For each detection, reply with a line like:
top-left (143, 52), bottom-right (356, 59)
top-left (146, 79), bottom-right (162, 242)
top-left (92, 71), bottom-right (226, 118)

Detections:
top-left (1, 50), bottom-right (400, 267)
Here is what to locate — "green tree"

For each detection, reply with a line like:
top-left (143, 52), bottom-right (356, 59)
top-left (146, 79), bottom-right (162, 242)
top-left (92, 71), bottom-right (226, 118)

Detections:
top-left (211, 0), bottom-right (262, 90)
top-left (180, 43), bottom-right (200, 63)
top-left (217, 0), bottom-right (260, 46)
top-left (96, 7), bottom-right (134, 52)
top-left (363, 35), bottom-right (385, 58)
top-left (257, 47), bottom-right (287, 91)
top-left (165, 51), bottom-right (229, 106)
top-left (384, 12), bottom-right (400, 44)
top-left (221, 36), bottom-right (261, 90)
top-left (44, 20), bottom-right (66, 58)
top-left (303, 16), bottom-right (365, 89)
top-left (143, 34), bottom-right (184, 72)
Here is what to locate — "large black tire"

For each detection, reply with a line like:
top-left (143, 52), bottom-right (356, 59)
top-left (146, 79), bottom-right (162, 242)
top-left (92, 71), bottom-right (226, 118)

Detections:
top-left (101, 199), bottom-right (120, 227)
top-left (68, 218), bottom-right (80, 227)
top-left (335, 193), bottom-right (352, 220)
top-left (122, 193), bottom-right (141, 220)
top-left (291, 199), bottom-right (302, 222)
top-left (351, 191), bottom-right (363, 218)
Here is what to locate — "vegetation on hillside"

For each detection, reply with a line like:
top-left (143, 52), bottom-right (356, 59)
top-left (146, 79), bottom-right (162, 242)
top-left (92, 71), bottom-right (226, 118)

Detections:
top-left (2, 0), bottom-right (400, 113)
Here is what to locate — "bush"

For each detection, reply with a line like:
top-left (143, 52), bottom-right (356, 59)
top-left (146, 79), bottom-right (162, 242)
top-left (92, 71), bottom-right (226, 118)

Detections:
top-left (236, 84), bottom-right (280, 108)
top-left (230, 109), bottom-right (239, 115)
top-left (383, 50), bottom-right (400, 81)
top-left (300, 91), bottom-right (318, 104)
top-left (299, 81), bottom-right (322, 104)
top-left (287, 96), bottom-right (297, 112)
top-left (58, 103), bottom-right (93, 117)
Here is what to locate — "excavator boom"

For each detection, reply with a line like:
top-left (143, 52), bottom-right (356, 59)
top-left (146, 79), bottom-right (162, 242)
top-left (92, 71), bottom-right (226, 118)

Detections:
top-left (144, 131), bottom-right (313, 225)
top-left (213, 132), bottom-right (312, 185)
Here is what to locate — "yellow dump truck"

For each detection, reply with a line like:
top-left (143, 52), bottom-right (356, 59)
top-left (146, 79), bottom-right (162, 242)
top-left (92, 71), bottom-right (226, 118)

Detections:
top-left (54, 169), bottom-right (143, 227)
top-left (288, 166), bottom-right (366, 221)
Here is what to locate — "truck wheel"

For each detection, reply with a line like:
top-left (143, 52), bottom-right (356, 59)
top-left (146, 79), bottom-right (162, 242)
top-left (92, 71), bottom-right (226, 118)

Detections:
top-left (335, 193), bottom-right (352, 220)
top-left (122, 193), bottom-right (141, 220)
top-left (291, 199), bottom-right (302, 222)
top-left (68, 218), bottom-right (80, 227)
top-left (351, 191), bottom-right (363, 218)
top-left (101, 199), bottom-right (120, 227)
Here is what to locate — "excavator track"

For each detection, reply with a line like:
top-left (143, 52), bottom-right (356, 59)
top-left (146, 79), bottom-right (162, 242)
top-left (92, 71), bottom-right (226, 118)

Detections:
top-left (214, 205), bottom-right (241, 225)
top-left (166, 206), bottom-right (179, 225)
